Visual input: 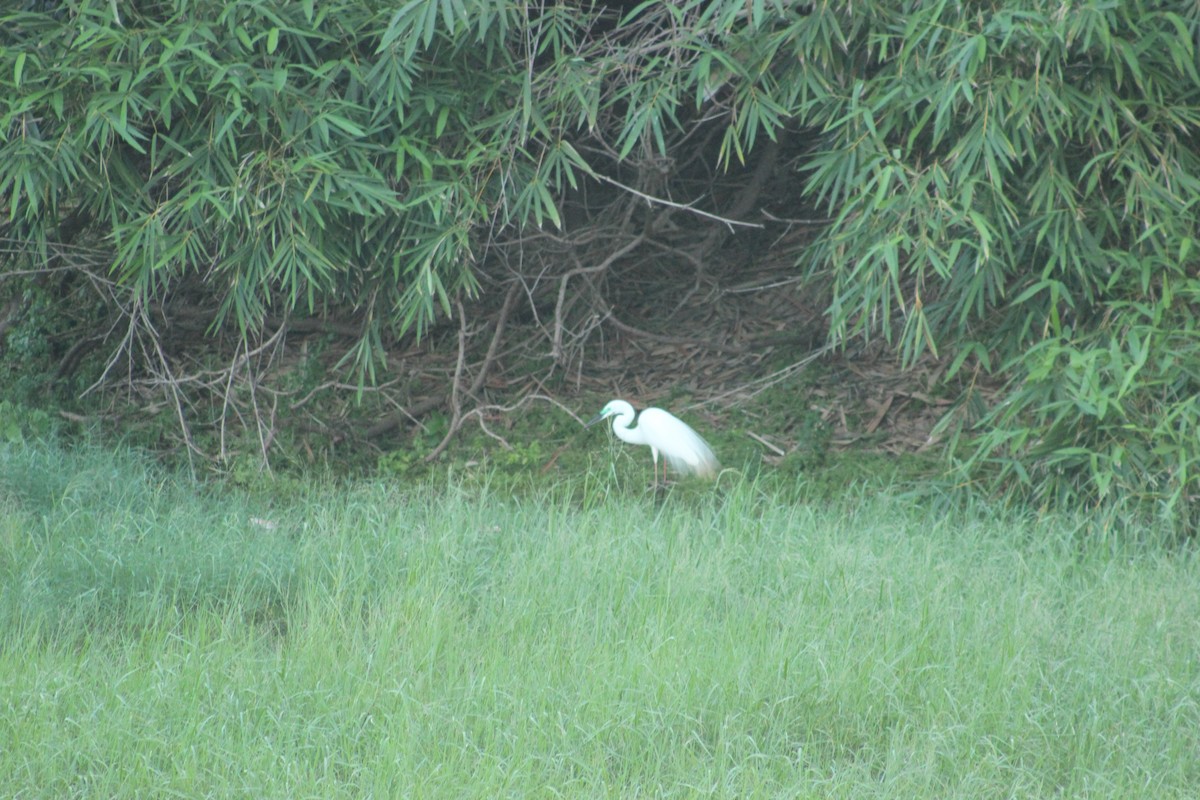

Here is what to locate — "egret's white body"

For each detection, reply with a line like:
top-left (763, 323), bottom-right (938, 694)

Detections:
top-left (585, 399), bottom-right (719, 483)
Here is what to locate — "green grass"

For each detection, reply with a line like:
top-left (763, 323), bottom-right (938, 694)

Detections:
top-left (2, 442), bottom-right (1198, 798)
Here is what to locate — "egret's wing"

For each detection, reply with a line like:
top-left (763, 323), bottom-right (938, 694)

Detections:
top-left (639, 408), bottom-right (719, 478)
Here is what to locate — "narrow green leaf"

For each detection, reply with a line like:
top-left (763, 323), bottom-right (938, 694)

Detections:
top-left (326, 114), bottom-right (366, 138)
top-left (423, 0), bottom-right (437, 47)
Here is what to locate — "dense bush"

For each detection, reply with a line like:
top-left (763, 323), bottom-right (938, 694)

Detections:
top-left (0, 0), bottom-right (579, 372)
top-left (3, 0), bottom-right (1199, 520)
top-left (780, 2), bottom-right (1200, 518)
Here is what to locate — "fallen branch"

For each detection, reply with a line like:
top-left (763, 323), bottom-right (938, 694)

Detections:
top-left (745, 430), bottom-right (786, 457)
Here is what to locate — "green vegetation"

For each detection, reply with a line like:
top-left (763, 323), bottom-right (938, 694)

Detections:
top-left (3, 440), bottom-right (1198, 797)
top-left (4, 1), bottom-right (1199, 522)
top-left (792, 2), bottom-right (1200, 518)
top-left (5, 2), bottom-right (1196, 786)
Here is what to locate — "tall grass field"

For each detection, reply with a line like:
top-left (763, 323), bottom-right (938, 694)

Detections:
top-left (2, 442), bottom-right (1198, 797)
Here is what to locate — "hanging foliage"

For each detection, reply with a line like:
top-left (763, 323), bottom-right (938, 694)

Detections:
top-left (2, 0), bottom-right (1199, 520)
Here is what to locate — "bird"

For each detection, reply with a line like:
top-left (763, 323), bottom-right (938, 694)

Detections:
top-left (585, 399), bottom-right (719, 486)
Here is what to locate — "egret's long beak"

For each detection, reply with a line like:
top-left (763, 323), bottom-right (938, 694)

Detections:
top-left (584, 412), bottom-right (608, 428)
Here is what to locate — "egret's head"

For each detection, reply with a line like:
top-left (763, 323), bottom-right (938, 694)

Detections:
top-left (584, 399), bottom-right (633, 428)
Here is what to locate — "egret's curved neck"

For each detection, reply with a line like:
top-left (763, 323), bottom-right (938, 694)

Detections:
top-left (611, 410), bottom-right (645, 445)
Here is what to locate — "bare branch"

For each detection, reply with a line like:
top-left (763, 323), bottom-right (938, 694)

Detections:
top-left (594, 172), bottom-right (764, 231)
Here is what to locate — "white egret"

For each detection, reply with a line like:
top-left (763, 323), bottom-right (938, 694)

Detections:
top-left (585, 399), bottom-right (719, 485)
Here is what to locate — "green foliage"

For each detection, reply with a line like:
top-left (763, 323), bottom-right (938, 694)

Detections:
top-left (0, 400), bottom-right (52, 444)
top-left (967, 299), bottom-right (1200, 519)
top-left (4, 0), bottom-right (1199, 515)
top-left (768, 1), bottom-right (1200, 517)
top-left (0, 0), bottom-right (578, 374)
top-left (376, 412), bottom-right (448, 479)
top-left (0, 281), bottom-right (98, 406)
top-left (490, 437), bottom-right (544, 471)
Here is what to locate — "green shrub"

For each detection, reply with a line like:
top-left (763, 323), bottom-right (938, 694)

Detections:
top-left (1, 0), bottom-right (580, 377)
top-left (786, 2), bottom-right (1200, 519)
top-left (4, 0), bottom-right (1198, 519)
